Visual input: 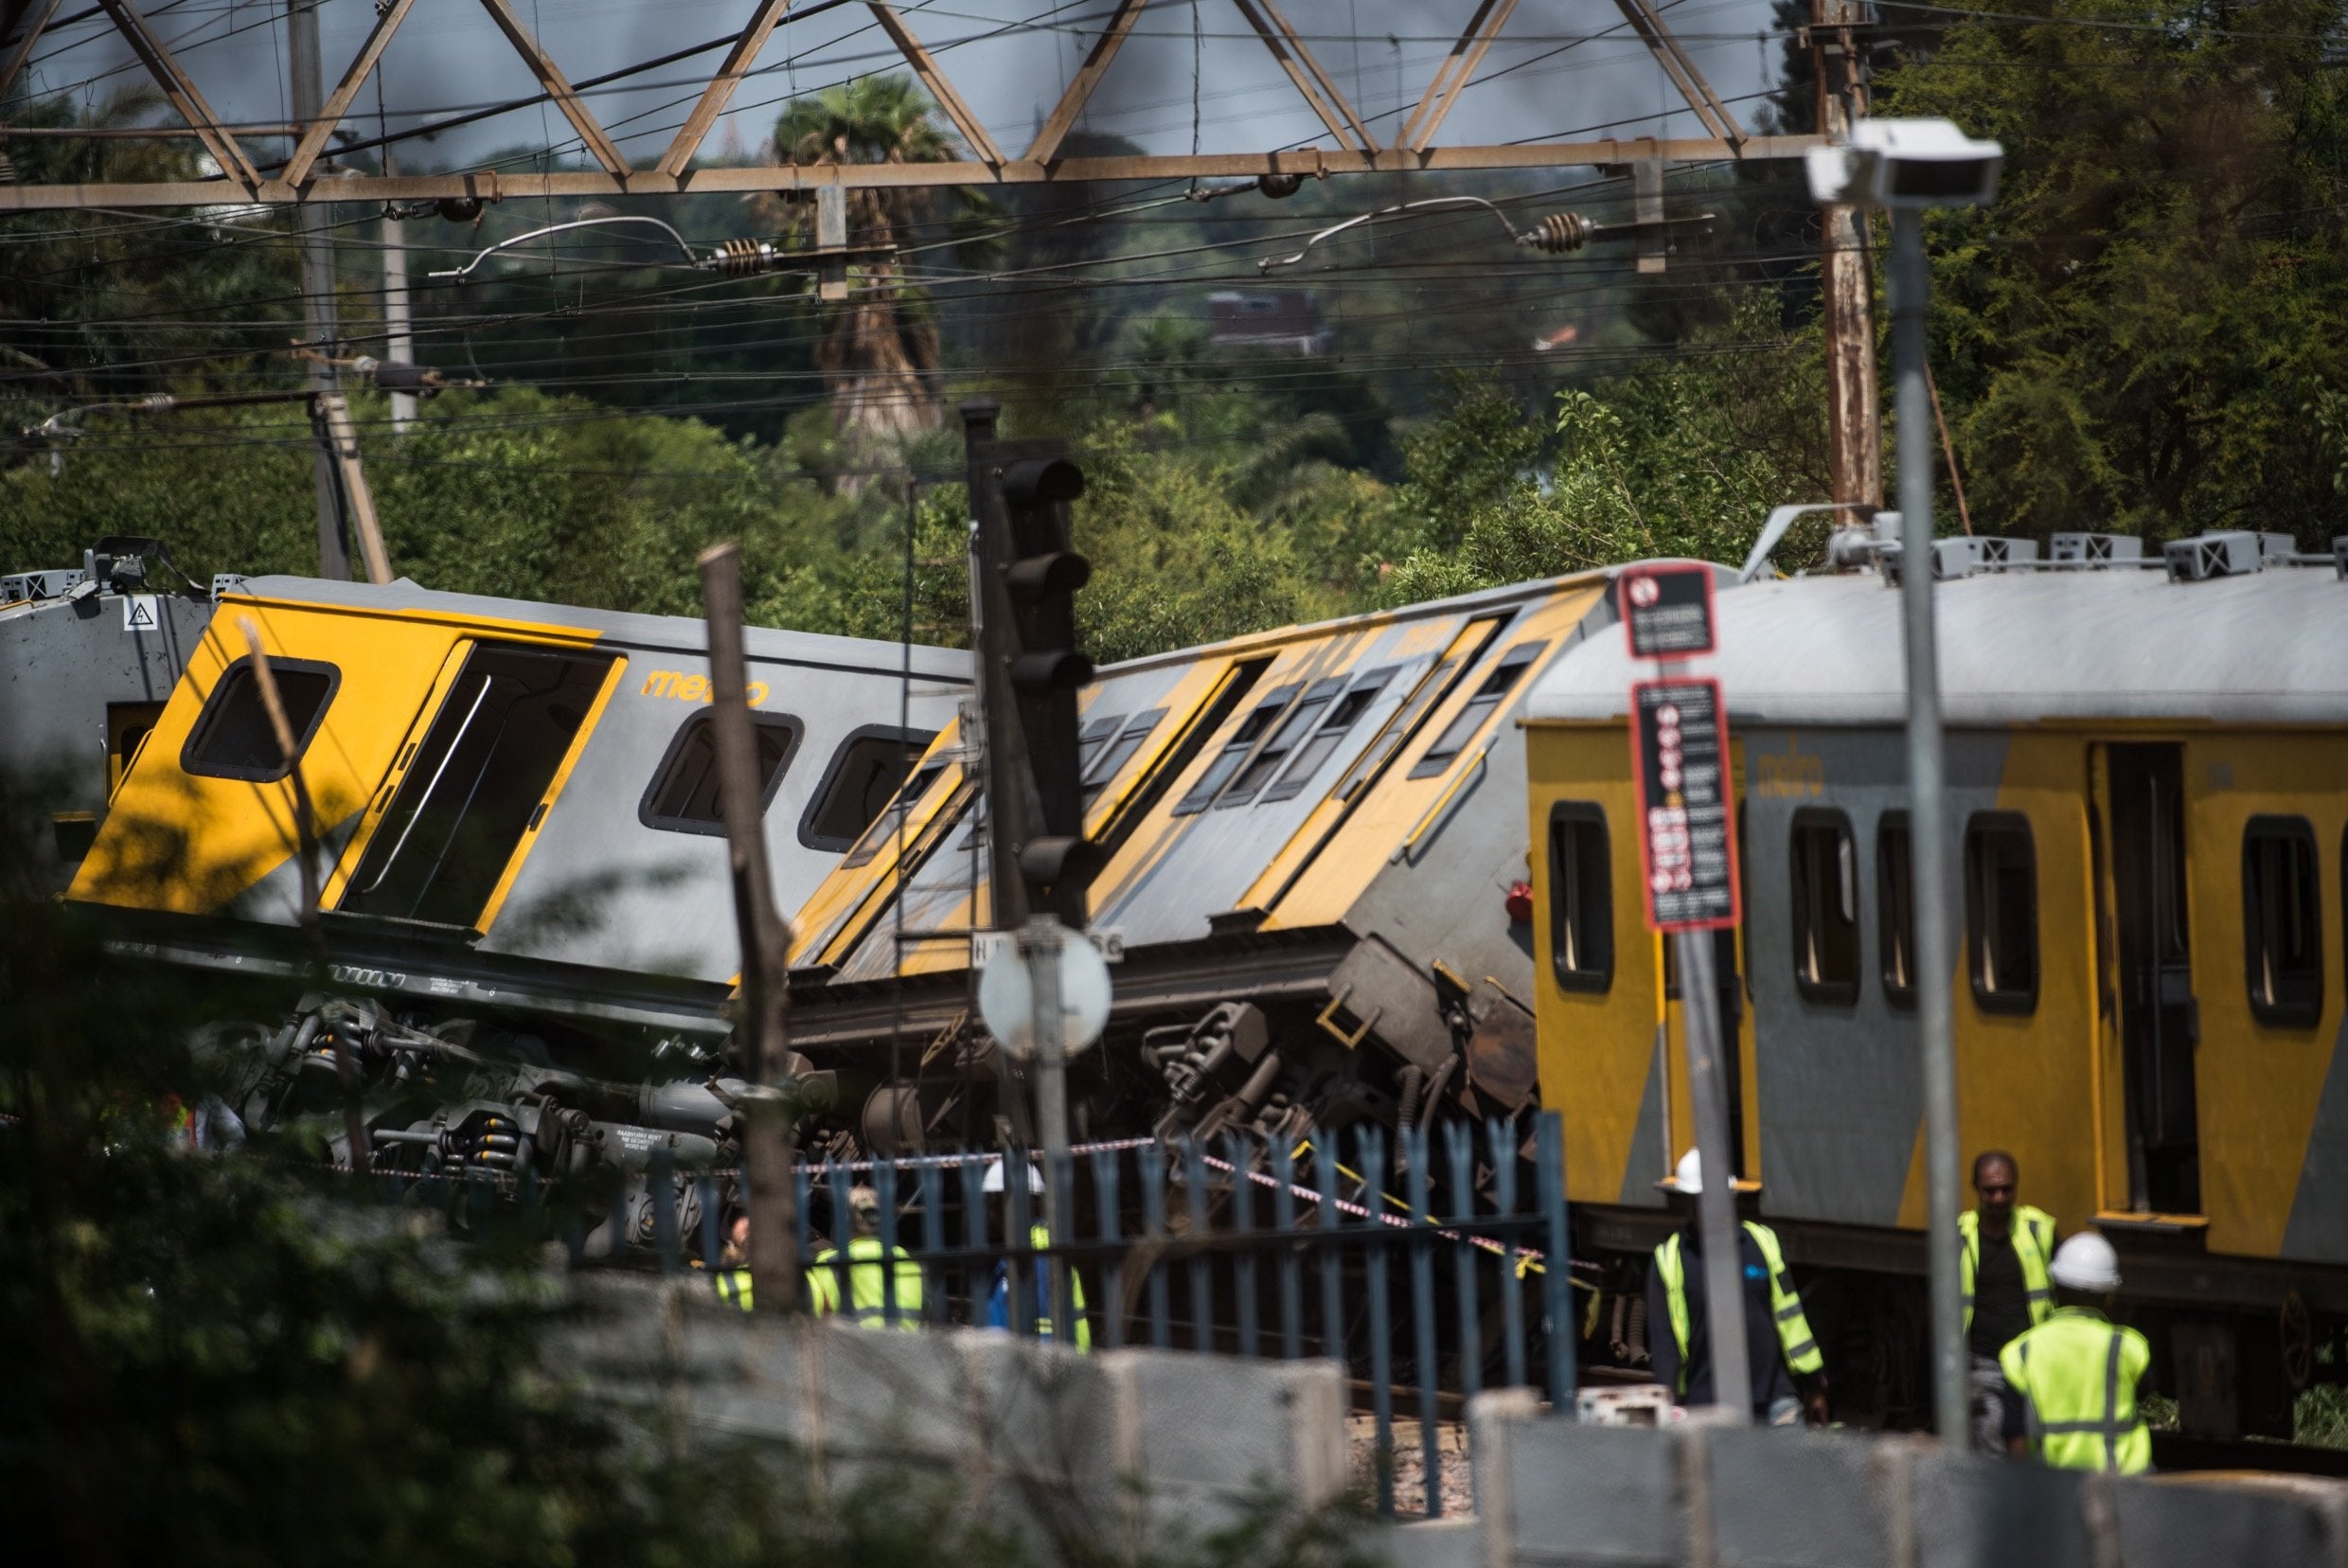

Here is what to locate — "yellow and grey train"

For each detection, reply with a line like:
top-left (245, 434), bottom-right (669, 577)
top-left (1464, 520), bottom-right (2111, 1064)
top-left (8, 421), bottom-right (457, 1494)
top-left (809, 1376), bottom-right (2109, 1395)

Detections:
top-left (1520, 534), bottom-right (2347, 1435)
top-left (782, 564), bottom-right (1716, 1148)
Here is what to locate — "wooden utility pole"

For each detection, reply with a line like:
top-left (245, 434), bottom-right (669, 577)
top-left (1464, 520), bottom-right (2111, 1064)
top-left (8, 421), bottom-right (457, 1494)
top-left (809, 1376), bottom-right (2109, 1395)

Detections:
top-left (1814, 0), bottom-right (1881, 519)
top-left (698, 543), bottom-right (799, 1312)
top-left (285, 0), bottom-right (349, 578)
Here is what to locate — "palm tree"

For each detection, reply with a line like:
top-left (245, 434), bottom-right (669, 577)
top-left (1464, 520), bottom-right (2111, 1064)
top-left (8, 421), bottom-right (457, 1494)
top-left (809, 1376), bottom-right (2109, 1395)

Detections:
top-left (770, 76), bottom-right (992, 453)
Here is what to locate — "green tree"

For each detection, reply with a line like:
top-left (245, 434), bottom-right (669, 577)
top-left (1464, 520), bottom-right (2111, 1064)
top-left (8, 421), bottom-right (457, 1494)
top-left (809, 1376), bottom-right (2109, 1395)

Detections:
top-left (1881, 0), bottom-right (2348, 543)
top-left (770, 76), bottom-right (995, 453)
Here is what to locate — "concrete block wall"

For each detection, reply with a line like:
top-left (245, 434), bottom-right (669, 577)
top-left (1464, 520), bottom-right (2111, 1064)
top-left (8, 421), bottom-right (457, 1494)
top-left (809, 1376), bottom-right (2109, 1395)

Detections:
top-left (560, 1277), bottom-right (1347, 1554)
top-left (1450, 1390), bottom-right (2348, 1568)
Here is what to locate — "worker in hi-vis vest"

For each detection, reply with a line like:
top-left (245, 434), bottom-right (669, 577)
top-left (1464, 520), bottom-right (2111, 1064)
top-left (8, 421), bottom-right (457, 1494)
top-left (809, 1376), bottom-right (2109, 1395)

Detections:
top-left (1645, 1149), bottom-right (1829, 1426)
top-left (1961, 1149), bottom-right (2058, 1453)
top-left (1997, 1232), bottom-right (2152, 1473)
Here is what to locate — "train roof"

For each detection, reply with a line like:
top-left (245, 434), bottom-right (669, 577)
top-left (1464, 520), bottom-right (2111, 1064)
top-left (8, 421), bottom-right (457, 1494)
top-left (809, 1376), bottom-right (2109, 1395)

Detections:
top-left (1524, 562), bottom-right (2348, 727)
top-left (229, 575), bottom-right (969, 682)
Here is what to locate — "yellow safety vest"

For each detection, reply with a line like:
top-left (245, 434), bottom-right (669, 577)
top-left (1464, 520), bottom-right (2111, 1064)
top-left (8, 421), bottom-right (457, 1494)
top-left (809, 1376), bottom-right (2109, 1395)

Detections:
top-left (1654, 1221), bottom-right (1824, 1397)
top-left (807, 1236), bottom-right (926, 1328)
top-left (715, 1268), bottom-right (754, 1310)
top-left (1010, 1223), bottom-right (1093, 1350)
top-left (1959, 1205), bottom-right (2055, 1336)
top-left (1999, 1307), bottom-right (2152, 1474)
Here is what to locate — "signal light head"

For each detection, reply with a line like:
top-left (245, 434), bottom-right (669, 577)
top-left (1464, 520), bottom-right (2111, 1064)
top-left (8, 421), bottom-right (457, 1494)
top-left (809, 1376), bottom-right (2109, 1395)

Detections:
top-left (1002, 455), bottom-right (1086, 508)
top-left (1010, 650), bottom-right (1094, 692)
top-left (1005, 550), bottom-right (1092, 600)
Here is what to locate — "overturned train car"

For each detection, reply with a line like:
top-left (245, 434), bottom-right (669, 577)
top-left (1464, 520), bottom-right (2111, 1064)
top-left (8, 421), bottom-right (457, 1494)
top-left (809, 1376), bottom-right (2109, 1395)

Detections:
top-left (785, 566), bottom-right (1732, 1152)
top-left (62, 573), bottom-right (965, 1239)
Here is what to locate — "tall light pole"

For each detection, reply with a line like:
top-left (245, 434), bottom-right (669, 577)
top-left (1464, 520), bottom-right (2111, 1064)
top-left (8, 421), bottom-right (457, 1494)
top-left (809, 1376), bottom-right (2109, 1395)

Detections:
top-left (286, 0), bottom-right (347, 577)
top-left (1806, 119), bottom-right (2002, 1443)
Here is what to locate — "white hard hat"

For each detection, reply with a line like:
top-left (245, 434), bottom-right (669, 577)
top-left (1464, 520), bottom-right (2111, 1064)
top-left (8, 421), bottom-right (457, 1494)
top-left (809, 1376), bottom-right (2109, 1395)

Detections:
top-left (1671, 1149), bottom-right (1703, 1195)
top-left (981, 1157), bottom-right (1042, 1195)
top-left (2048, 1232), bottom-right (2121, 1292)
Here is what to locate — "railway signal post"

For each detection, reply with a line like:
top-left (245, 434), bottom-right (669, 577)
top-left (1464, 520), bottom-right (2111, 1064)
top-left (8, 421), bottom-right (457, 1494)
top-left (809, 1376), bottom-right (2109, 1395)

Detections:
top-left (1620, 562), bottom-right (1752, 1421)
top-left (963, 401), bottom-right (1103, 1343)
top-left (1808, 119), bottom-right (2005, 1441)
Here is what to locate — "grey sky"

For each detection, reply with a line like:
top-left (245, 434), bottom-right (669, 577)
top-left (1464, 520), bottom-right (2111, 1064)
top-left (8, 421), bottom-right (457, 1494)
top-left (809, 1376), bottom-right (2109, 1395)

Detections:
top-left (17, 1), bottom-right (1788, 179)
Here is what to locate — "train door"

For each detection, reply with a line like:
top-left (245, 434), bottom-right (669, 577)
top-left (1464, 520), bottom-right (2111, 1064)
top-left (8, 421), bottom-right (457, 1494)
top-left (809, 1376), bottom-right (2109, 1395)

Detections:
top-left (330, 642), bottom-right (619, 935)
top-left (2095, 742), bottom-right (2200, 1215)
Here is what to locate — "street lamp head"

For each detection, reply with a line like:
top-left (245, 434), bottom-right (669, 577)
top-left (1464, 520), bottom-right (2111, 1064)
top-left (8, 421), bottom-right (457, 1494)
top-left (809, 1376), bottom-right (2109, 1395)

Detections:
top-left (1805, 117), bottom-right (2002, 210)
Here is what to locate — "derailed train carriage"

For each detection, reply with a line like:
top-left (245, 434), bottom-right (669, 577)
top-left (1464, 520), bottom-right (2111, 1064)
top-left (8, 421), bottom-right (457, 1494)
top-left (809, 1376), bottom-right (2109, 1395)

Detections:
top-left (783, 565), bottom-right (1730, 1152)
top-left (54, 570), bottom-right (965, 1242)
top-left (1520, 533), bottom-right (2348, 1436)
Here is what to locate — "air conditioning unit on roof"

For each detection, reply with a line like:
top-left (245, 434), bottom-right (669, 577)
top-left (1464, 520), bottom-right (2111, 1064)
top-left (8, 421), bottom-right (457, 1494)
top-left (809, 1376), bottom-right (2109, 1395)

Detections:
top-left (2049, 533), bottom-right (2143, 565)
top-left (2163, 531), bottom-right (2265, 581)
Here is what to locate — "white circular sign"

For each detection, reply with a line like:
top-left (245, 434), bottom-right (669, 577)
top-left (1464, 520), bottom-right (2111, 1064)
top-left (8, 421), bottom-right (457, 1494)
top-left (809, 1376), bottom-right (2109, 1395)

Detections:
top-left (977, 932), bottom-right (1112, 1060)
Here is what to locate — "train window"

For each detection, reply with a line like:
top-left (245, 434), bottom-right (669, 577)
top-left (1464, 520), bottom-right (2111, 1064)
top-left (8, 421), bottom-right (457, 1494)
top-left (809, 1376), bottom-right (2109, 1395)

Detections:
top-left (1549, 803), bottom-right (1612, 993)
top-left (1082, 708), bottom-right (1165, 803)
top-left (1220, 677), bottom-right (1343, 807)
top-left (1789, 810), bottom-right (1860, 1004)
top-left (1965, 813), bottom-right (2038, 1013)
top-left (181, 658), bottom-right (337, 782)
top-left (2243, 816), bottom-right (2321, 1027)
top-left (841, 759), bottom-right (950, 869)
top-left (1335, 659), bottom-right (1456, 801)
top-left (1174, 684), bottom-right (1299, 815)
top-left (341, 646), bottom-right (614, 929)
top-left (799, 727), bottom-right (936, 852)
top-left (1076, 713), bottom-right (1125, 778)
top-left (1409, 642), bottom-right (1547, 779)
top-left (1878, 815), bottom-right (1915, 1006)
top-left (1264, 668), bottom-right (1395, 804)
top-left (639, 711), bottom-right (803, 837)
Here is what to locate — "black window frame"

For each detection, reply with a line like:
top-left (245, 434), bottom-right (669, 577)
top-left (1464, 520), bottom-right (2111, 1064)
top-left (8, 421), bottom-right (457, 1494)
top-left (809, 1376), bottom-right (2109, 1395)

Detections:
top-left (638, 709), bottom-right (806, 838)
top-left (180, 656), bottom-right (340, 782)
top-left (1082, 707), bottom-right (1165, 804)
top-left (1408, 641), bottom-right (1547, 779)
top-left (1218, 675), bottom-right (1344, 808)
top-left (1788, 808), bottom-right (1861, 1006)
top-left (1878, 812), bottom-right (1916, 1007)
top-left (2243, 814), bottom-right (2323, 1028)
top-left (1548, 802), bottom-right (1614, 994)
top-left (842, 757), bottom-right (951, 869)
top-left (1965, 811), bottom-right (2039, 1015)
top-left (1264, 667), bottom-right (1396, 804)
top-left (1174, 683), bottom-right (1300, 815)
top-left (797, 724), bottom-right (938, 853)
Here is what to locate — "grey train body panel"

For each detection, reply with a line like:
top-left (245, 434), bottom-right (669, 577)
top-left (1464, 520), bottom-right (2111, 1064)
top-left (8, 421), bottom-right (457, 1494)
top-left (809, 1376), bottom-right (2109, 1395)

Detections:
top-left (0, 586), bottom-right (211, 883)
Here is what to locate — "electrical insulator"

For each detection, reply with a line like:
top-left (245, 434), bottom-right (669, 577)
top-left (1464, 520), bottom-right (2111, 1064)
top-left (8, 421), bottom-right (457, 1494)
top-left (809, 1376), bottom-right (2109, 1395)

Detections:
top-left (1521, 212), bottom-right (1599, 255)
top-left (708, 237), bottom-right (782, 277)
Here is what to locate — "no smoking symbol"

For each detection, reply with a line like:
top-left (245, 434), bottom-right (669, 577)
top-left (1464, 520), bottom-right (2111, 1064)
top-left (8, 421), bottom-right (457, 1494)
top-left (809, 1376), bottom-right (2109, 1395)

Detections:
top-left (1628, 576), bottom-right (1661, 608)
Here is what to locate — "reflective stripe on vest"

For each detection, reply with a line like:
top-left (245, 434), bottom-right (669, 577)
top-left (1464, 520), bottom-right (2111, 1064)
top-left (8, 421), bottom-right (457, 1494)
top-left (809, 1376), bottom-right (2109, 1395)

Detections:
top-left (1653, 1221), bottom-right (1823, 1395)
top-left (1019, 1223), bottom-right (1094, 1350)
top-left (1998, 1308), bottom-right (2151, 1474)
top-left (1958, 1206), bottom-right (2056, 1335)
top-left (808, 1237), bottom-right (926, 1329)
top-left (716, 1268), bottom-right (753, 1310)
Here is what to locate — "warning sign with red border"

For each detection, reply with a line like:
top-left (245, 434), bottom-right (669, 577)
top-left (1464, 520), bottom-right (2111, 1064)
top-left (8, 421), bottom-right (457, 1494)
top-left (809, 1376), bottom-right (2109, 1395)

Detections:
top-left (1617, 563), bottom-right (1717, 660)
top-left (1629, 677), bottom-right (1739, 932)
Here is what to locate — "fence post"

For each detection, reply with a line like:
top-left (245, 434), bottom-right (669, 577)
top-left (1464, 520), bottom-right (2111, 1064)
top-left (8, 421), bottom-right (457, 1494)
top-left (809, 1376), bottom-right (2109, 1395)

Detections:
top-left (1006, 1149), bottom-right (1035, 1338)
top-left (650, 1147), bottom-right (680, 1275)
top-left (1492, 1118), bottom-right (1527, 1391)
top-left (1445, 1119), bottom-right (1482, 1406)
top-left (826, 1163), bottom-right (855, 1321)
top-left (698, 1173), bottom-right (720, 1274)
top-left (959, 1153), bottom-right (989, 1330)
top-left (1406, 1127), bottom-right (1443, 1517)
top-left (1140, 1141), bottom-right (1170, 1349)
top-left (1360, 1128), bottom-right (1396, 1519)
top-left (1316, 1135), bottom-right (1344, 1369)
top-left (919, 1160), bottom-right (947, 1327)
top-left (1227, 1135), bottom-right (1259, 1359)
top-left (1538, 1112), bottom-right (1575, 1414)
top-left (876, 1156), bottom-right (902, 1327)
top-left (1272, 1139), bottom-right (1303, 1362)
top-left (1183, 1139), bottom-right (1214, 1353)
top-left (1092, 1144), bottom-right (1127, 1350)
